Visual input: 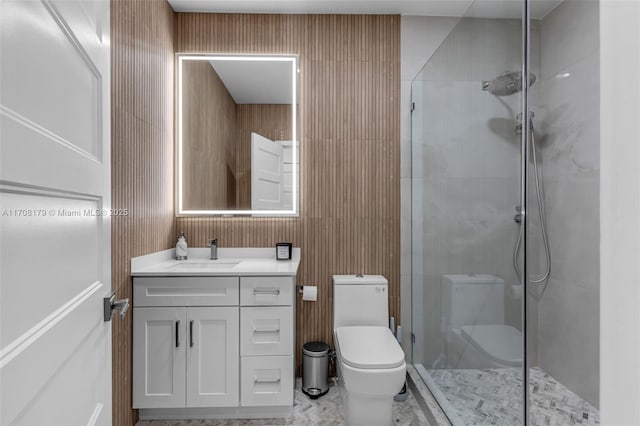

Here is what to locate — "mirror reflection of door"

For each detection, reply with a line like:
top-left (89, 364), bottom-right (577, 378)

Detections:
top-left (251, 132), bottom-right (282, 210)
top-left (178, 56), bottom-right (298, 214)
top-left (279, 140), bottom-right (299, 211)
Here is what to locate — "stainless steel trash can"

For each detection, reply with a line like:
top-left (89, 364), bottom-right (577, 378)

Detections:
top-left (302, 341), bottom-right (329, 398)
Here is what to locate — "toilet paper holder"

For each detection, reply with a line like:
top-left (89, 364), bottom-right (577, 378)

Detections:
top-left (298, 285), bottom-right (318, 301)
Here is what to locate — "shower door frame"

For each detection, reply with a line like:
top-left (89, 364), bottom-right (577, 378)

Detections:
top-left (521, 0), bottom-right (531, 424)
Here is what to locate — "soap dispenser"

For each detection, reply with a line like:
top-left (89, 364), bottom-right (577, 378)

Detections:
top-left (176, 231), bottom-right (188, 260)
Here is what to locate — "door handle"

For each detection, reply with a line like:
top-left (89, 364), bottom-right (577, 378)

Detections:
top-left (103, 292), bottom-right (129, 322)
top-left (176, 320), bottom-right (180, 348)
top-left (189, 320), bottom-right (194, 347)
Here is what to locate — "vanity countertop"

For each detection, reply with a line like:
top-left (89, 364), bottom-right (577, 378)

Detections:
top-left (131, 247), bottom-right (300, 277)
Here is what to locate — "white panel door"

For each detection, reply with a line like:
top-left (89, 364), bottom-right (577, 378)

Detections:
top-left (251, 132), bottom-right (283, 210)
top-left (133, 307), bottom-right (187, 409)
top-left (278, 141), bottom-right (298, 212)
top-left (186, 307), bottom-right (239, 407)
top-left (0, 0), bottom-right (112, 425)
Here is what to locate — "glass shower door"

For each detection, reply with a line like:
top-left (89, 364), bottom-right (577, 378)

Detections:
top-left (410, 11), bottom-right (527, 425)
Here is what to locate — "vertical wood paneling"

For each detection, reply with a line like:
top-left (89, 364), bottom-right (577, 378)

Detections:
top-left (111, 1), bottom-right (176, 424)
top-left (182, 60), bottom-right (237, 209)
top-left (175, 14), bottom-right (400, 375)
top-left (112, 12), bottom-right (399, 423)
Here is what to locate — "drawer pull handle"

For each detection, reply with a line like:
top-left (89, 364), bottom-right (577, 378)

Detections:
top-left (189, 320), bottom-right (194, 347)
top-left (254, 378), bottom-right (281, 384)
top-left (254, 328), bottom-right (280, 334)
top-left (175, 320), bottom-right (180, 348)
top-left (253, 289), bottom-right (280, 295)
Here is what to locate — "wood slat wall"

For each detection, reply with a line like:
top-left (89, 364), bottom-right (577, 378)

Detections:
top-left (111, 9), bottom-right (400, 423)
top-left (175, 14), bottom-right (401, 375)
top-left (111, 0), bottom-right (176, 424)
top-left (182, 60), bottom-right (237, 210)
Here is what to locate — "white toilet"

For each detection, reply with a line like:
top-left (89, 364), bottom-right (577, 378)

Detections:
top-left (441, 274), bottom-right (523, 369)
top-left (333, 275), bottom-right (406, 426)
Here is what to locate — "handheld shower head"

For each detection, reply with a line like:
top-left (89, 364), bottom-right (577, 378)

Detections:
top-left (482, 71), bottom-right (536, 96)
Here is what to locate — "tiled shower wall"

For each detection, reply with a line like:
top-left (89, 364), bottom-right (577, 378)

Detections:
top-left (402, 0), bottom-right (600, 409)
top-left (407, 16), bottom-right (541, 369)
top-left (400, 16), bottom-right (460, 359)
top-left (536, 0), bottom-right (600, 407)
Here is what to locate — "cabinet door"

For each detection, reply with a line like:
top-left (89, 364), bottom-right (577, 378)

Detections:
top-left (133, 307), bottom-right (186, 408)
top-left (186, 307), bottom-right (239, 407)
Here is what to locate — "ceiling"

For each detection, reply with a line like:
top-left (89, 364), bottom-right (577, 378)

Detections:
top-left (168, 0), bottom-right (563, 19)
top-left (208, 59), bottom-right (293, 104)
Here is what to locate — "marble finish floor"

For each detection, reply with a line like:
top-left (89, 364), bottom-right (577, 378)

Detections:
top-left (137, 378), bottom-right (428, 426)
top-left (425, 366), bottom-right (599, 426)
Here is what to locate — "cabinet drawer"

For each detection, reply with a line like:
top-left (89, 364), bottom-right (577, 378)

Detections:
top-left (240, 276), bottom-right (293, 306)
top-left (134, 277), bottom-right (239, 307)
top-left (241, 307), bottom-right (293, 356)
top-left (241, 356), bottom-right (293, 407)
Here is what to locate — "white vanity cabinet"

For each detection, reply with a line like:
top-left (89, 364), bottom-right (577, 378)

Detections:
top-left (239, 276), bottom-right (295, 407)
top-left (132, 277), bottom-right (240, 409)
top-left (130, 255), bottom-right (298, 421)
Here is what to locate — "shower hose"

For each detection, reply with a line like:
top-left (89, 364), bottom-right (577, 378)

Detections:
top-left (514, 130), bottom-right (551, 284)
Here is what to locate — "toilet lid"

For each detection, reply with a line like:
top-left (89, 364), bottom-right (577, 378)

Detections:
top-left (461, 325), bottom-right (523, 366)
top-left (335, 326), bottom-right (405, 369)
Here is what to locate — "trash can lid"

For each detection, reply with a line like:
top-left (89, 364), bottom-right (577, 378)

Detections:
top-left (303, 341), bottom-right (330, 356)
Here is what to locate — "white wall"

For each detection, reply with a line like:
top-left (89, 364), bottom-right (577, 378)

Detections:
top-left (600, 0), bottom-right (640, 424)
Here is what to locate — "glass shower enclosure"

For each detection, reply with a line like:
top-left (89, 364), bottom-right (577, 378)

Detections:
top-left (410, 0), bottom-right (600, 424)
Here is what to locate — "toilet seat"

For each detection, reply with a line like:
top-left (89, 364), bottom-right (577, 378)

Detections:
top-left (461, 324), bottom-right (523, 366)
top-left (335, 326), bottom-right (405, 369)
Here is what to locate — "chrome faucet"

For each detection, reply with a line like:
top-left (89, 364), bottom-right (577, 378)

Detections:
top-left (209, 239), bottom-right (218, 260)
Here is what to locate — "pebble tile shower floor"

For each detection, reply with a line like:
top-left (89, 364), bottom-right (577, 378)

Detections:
top-left (426, 366), bottom-right (600, 426)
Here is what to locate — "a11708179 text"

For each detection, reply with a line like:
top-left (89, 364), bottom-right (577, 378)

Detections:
top-left (1, 208), bottom-right (129, 217)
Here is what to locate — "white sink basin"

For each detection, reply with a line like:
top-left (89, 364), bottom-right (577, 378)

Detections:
top-left (169, 260), bottom-right (241, 270)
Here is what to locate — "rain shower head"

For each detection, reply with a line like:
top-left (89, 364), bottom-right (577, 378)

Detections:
top-left (482, 71), bottom-right (536, 96)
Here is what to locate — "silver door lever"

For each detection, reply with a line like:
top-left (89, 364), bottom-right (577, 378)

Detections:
top-left (104, 292), bottom-right (129, 321)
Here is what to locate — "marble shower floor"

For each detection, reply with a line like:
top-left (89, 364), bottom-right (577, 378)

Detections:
top-left (422, 366), bottom-right (599, 426)
top-left (136, 378), bottom-right (429, 426)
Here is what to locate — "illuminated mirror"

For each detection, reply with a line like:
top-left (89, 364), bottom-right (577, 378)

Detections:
top-left (177, 54), bottom-right (298, 216)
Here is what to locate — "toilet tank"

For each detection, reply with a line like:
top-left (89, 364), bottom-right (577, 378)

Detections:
top-left (441, 274), bottom-right (505, 330)
top-left (333, 275), bottom-right (389, 329)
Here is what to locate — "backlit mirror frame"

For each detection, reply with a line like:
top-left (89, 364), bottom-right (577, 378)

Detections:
top-left (176, 54), bottom-right (298, 216)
